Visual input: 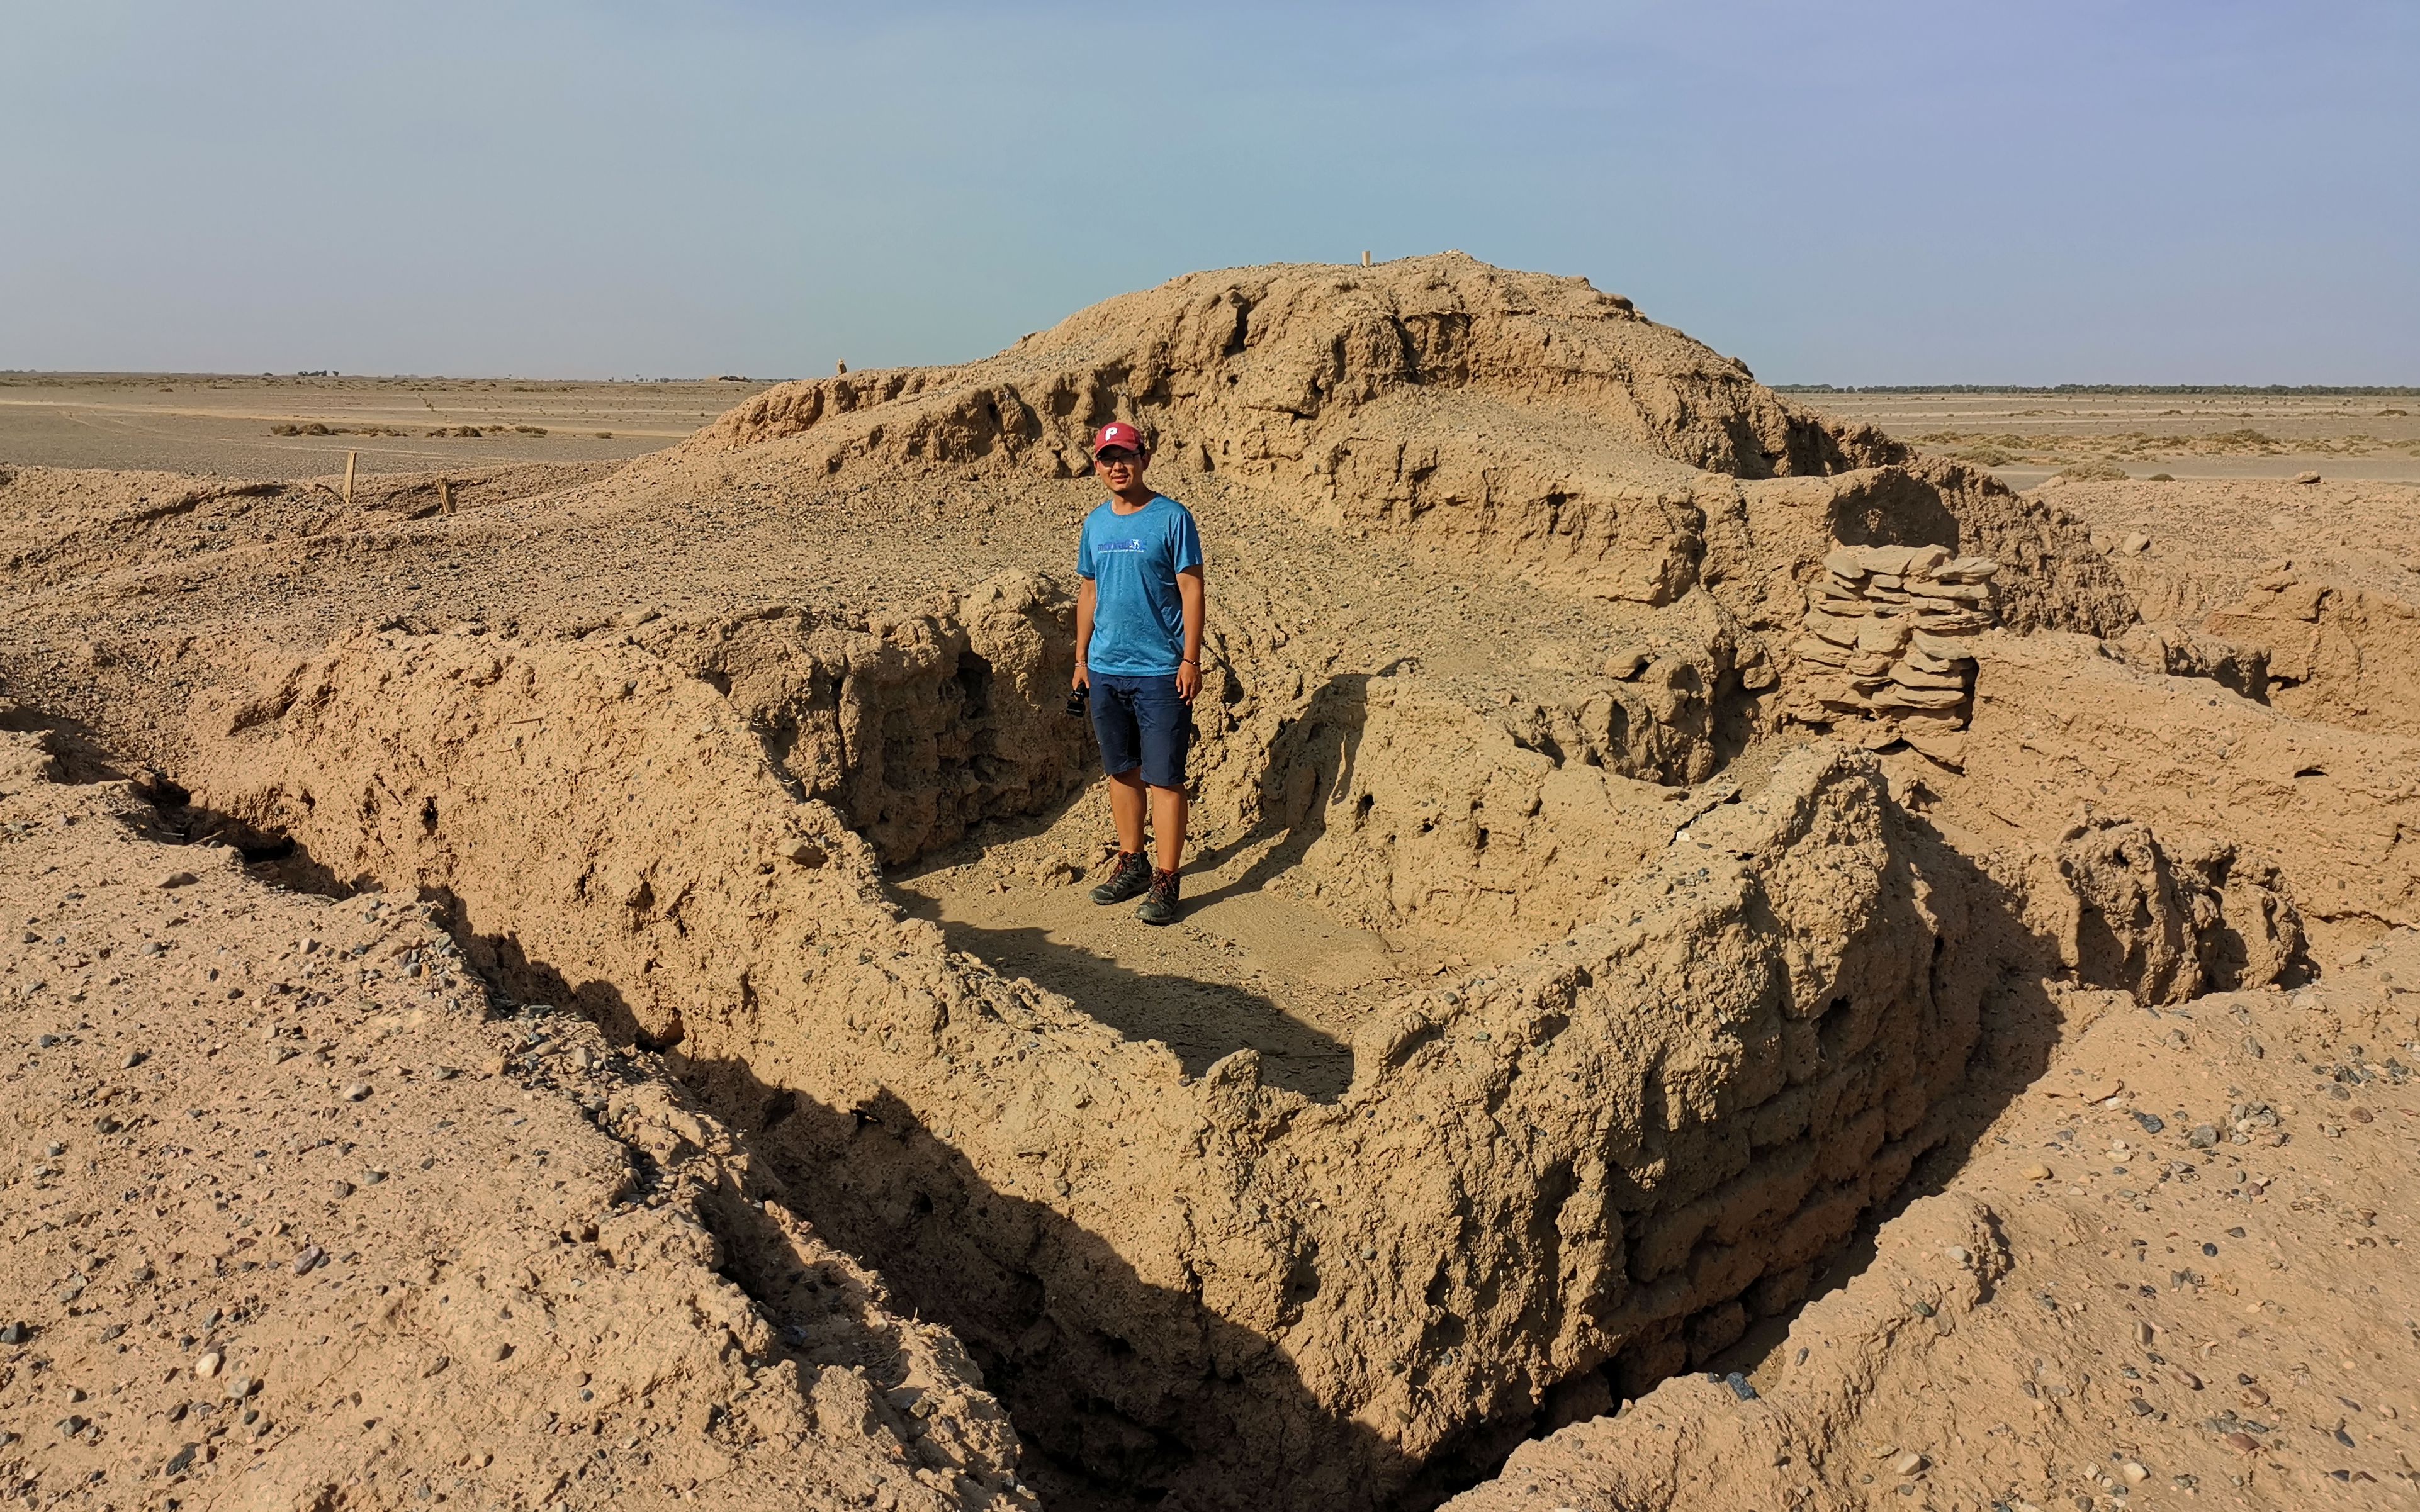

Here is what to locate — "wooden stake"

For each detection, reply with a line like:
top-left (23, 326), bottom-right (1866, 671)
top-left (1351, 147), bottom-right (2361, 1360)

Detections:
top-left (1361, 249), bottom-right (1371, 267)
top-left (342, 451), bottom-right (356, 507)
top-left (437, 476), bottom-right (453, 515)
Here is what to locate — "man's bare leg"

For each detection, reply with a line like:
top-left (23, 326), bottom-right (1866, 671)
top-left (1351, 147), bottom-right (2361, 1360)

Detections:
top-left (1108, 768), bottom-right (1149, 856)
top-left (1150, 785), bottom-right (1187, 875)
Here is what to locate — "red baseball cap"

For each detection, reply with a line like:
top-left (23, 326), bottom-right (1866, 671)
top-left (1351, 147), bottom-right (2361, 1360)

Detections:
top-left (1091, 422), bottom-right (1145, 456)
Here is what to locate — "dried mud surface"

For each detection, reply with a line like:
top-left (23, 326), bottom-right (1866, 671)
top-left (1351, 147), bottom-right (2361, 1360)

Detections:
top-left (3, 255), bottom-right (2417, 1512)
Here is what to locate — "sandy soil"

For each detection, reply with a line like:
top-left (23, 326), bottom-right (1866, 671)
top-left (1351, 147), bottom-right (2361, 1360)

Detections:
top-left (3, 256), bottom-right (2418, 1512)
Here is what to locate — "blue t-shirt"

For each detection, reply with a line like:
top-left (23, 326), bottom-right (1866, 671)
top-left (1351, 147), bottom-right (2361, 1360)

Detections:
top-left (1077, 494), bottom-right (1204, 677)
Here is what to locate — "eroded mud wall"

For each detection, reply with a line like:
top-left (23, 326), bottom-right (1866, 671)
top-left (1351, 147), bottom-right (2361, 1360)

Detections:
top-left (634, 574), bottom-right (1091, 865)
top-left (184, 624), bottom-right (2003, 1511)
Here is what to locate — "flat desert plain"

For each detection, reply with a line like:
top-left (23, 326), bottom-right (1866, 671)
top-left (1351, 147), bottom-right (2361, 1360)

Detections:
top-left (1789, 388), bottom-right (2420, 490)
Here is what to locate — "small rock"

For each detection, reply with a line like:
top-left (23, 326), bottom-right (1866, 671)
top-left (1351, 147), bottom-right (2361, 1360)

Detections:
top-left (1894, 1452), bottom-right (1927, 1476)
top-left (778, 837), bottom-right (826, 867)
top-left (157, 871), bottom-right (198, 890)
top-left (2224, 1431), bottom-right (2259, 1452)
top-left (2290, 471), bottom-right (2320, 485)
top-left (226, 1373), bottom-right (257, 1399)
top-left (2135, 1321), bottom-right (2156, 1345)
top-left (2179, 1370), bottom-right (2203, 1389)
top-left (43, 1142), bottom-right (64, 1157)
top-left (165, 1442), bottom-right (198, 1476)
top-left (2134, 1111), bottom-right (2166, 1134)
top-left (2188, 1124), bottom-right (2219, 1149)
top-left (1943, 1245), bottom-right (1971, 1263)
top-left (362, 1168), bottom-right (387, 1185)
top-left (2120, 532), bottom-right (2151, 554)
top-left (1722, 1371), bottom-right (1757, 1401)
top-left (2023, 1164), bottom-right (2052, 1182)
top-left (122, 1048), bottom-right (148, 1068)
top-left (194, 1350), bottom-right (222, 1379)
top-left (2121, 1461), bottom-right (2149, 1484)
top-left (0, 1322), bottom-right (31, 1345)
top-left (1604, 650), bottom-right (1649, 680)
top-left (291, 1245), bottom-right (326, 1275)
top-left (342, 1082), bottom-right (371, 1102)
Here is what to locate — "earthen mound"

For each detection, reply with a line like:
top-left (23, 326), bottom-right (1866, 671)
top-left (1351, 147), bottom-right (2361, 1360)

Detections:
top-left (4, 258), bottom-right (2417, 1512)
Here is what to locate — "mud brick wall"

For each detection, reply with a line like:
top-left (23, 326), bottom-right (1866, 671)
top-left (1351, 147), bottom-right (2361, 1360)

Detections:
top-left (1794, 543), bottom-right (2000, 729)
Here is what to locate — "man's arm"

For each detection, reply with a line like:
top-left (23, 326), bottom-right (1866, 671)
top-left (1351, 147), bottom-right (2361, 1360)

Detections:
top-left (1074, 576), bottom-right (1096, 690)
top-left (1175, 566), bottom-right (1205, 703)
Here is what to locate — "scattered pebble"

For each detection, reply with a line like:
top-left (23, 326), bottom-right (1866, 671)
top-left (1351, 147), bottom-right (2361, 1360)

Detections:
top-left (193, 1351), bottom-right (221, 1379)
top-left (342, 1082), bottom-right (371, 1102)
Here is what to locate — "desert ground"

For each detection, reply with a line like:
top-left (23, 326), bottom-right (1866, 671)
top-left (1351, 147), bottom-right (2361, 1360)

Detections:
top-left (1787, 389), bottom-right (2420, 492)
top-left (4, 255), bottom-right (2417, 1512)
top-left (0, 374), bottom-right (775, 480)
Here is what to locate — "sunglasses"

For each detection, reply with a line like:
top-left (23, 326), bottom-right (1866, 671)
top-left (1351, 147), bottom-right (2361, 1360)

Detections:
top-left (1095, 448), bottom-right (1141, 465)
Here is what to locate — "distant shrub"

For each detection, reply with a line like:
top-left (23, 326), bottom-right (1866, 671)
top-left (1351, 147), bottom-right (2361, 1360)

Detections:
top-left (1949, 445), bottom-right (2012, 466)
top-left (271, 422), bottom-right (334, 437)
top-left (594, 431), bottom-right (613, 439)
top-left (513, 425), bottom-right (548, 437)
top-left (2051, 461), bottom-right (2129, 483)
top-left (2147, 473), bottom-right (2175, 481)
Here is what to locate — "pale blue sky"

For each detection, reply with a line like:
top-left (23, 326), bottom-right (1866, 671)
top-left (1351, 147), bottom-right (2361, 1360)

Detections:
top-left (4, 1), bottom-right (2413, 383)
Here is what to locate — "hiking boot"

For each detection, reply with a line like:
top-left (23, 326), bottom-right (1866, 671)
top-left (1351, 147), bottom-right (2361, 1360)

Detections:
top-left (1090, 851), bottom-right (1152, 905)
top-left (1137, 868), bottom-right (1181, 926)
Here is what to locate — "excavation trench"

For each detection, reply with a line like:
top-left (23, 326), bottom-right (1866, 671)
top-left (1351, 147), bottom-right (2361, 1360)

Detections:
top-left (173, 586), bottom-right (2011, 1512)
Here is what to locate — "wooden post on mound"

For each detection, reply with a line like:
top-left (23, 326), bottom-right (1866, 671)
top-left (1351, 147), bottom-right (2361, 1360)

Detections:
top-left (1361, 249), bottom-right (1371, 267)
top-left (343, 451), bottom-right (356, 507)
top-left (437, 476), bottom-right (453, 515)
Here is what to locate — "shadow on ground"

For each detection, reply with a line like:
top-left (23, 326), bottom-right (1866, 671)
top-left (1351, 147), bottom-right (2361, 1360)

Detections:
top-left (898, 904), bottom-right (1356, 1100)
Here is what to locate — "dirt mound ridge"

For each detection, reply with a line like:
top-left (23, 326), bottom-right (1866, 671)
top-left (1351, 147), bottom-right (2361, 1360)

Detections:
top-left (0, 727), bottom-right (1030, 1511)
top-left (649, 255), bottom-right (2129, 638)
top-left (694, 254), bottom-right (1898, 483)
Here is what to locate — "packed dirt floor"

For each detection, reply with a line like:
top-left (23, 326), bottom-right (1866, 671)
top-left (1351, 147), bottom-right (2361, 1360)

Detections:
top-left (4, 255), bottom-right (2419, 1512)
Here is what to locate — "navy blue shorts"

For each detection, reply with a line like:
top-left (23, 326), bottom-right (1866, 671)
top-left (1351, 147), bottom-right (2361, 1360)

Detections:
top-left (1089, 673), bottom-right (1191, 790)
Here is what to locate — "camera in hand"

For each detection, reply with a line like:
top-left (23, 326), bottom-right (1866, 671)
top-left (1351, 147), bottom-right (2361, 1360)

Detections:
top-left (1064, 686), bottom-right (1089, 717)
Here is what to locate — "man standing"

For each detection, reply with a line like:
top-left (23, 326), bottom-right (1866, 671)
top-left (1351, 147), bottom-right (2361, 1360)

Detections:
top-left (1073, 421), bottom-right (1205, 925)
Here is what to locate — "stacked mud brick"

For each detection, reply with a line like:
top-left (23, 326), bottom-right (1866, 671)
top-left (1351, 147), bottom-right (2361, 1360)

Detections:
top-left (1794, 543), bottom-right (1999, 727)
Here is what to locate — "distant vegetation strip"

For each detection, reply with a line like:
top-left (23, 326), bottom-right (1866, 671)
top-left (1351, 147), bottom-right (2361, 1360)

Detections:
top-left (1777, 384), bottom-right (2420, 396)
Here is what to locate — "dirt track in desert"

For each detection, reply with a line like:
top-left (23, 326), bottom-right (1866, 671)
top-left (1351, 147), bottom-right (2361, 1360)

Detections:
top-left (4, 255), bottom-right (2418, 1512)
